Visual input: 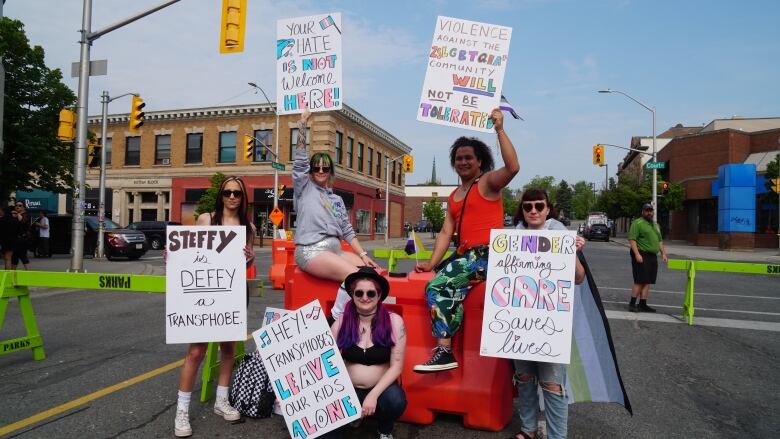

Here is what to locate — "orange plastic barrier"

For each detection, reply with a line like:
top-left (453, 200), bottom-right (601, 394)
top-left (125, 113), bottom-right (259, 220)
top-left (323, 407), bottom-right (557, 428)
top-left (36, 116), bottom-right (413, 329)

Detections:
top-left (269, 239), bottom-right (354, 290)
top-left (284, 269), bottom-right (514, 431)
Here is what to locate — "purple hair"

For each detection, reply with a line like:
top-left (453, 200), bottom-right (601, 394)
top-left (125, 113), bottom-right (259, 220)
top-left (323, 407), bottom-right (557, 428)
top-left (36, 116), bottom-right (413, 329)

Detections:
top-left (336, 280), bottom-right (395, 349)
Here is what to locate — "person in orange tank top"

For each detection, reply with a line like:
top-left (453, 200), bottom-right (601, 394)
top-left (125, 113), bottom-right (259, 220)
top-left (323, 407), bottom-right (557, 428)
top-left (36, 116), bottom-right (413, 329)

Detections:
top-left (413, 108), bottom-right (520, 373)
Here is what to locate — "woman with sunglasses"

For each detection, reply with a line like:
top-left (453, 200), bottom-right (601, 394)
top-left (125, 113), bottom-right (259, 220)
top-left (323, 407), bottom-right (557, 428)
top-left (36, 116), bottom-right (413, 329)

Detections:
top-left (173, 176), bottom-right (255, 437)
top-left (292, 108), bottom-right (379, 320)
top-left (511, 188), bottom-right (584, 439)
top-left (329, 266), bottom-right (407, 439)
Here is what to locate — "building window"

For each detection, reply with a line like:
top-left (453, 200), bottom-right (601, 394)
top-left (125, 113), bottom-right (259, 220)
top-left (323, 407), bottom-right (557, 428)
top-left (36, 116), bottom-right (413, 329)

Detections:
top-left (186, 133), bottom-right (203, 164)
top-left (104, 138), bottom-right (112, 165)
top-left (289, 128), bottom-right (311, 161)
top-left (346, 137), bottom-right (354, 169)
top-left (374, 212), bottom-right (386, 233)
top-left (219, 131), bottom-right (236, 163)
top-left (125, 136), bottom-right (140, 166)
top-left (358, 142), bottom-right (364, 172)
top-left (392, 161), bottom-right (396, 185)
top-left (356, 209), bottom-right (370, 234)
top-left (367, 147), bottom-right (374, 176)
top-left (335, 131), bottom-right (343, 165)
top-left (155, 134), bottom-right (171, 165)
top-left (253, 129), bottom-right (273, 162)
top-left (376, 151), bottom-right (382, 179)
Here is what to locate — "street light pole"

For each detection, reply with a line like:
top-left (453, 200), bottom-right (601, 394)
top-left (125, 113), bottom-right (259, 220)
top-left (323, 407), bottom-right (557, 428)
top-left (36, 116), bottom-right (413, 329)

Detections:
top-left (599, 88), bottom-right (657, 222)
top-left (384, 154), bottom-right (406, 246)
top-left (600, 163), bottom-right (608, 191)
top-left (248, 82), bottom-right (280, 237)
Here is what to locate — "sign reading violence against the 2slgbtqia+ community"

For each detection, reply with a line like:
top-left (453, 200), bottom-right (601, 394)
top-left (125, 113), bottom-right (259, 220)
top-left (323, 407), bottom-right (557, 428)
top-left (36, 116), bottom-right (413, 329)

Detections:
top-left (418, 16), bottom-right (512, 133)
top-left (254, 300), bottom-right (361, 439)
top-left (277, 13), bottom-right (342, 115)
top-left (481, 229), bottom-right (577, 364)
top-left (165, 226), bottom-right (247, 344)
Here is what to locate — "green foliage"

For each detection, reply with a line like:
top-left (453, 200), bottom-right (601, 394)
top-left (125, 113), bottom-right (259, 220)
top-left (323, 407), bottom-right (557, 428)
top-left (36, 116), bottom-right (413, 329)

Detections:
top-left (555, 180), bottom-right (573, 218)
top-left (0, 18), bottom-right (77, 201)
top-left (572, 180), bottom-right (596, 219)
top-left (595, 174), bottom-right (685, 220)
top-left (760, 153), bottom-right (779, 204)
top-left (195, 173), bottom-right (227, 217)
top-left (423, 198), bottom-right (445, 232)
top-left (522, 175), bottom-right (557, 204)
top-left (502, 187), bottom-right (518, 218)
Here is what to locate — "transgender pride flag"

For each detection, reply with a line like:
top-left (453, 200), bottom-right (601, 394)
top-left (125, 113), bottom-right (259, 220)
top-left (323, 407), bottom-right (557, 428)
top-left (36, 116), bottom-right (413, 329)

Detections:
top-left (319, 15), bottom-right (341, 34)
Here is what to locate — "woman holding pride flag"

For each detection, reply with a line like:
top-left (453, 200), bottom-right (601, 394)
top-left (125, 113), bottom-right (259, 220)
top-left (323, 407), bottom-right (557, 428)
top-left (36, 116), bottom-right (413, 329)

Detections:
top-left (329, 266), bottom-right (407, 439)
top-left (292, 107), bottom-right (379, 320)
top-left (173, 176), bottom-right (256, 437)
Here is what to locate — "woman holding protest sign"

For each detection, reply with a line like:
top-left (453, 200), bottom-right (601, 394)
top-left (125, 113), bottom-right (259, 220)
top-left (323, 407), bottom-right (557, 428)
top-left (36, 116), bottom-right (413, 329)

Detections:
top-left (329, 267), bottom-right (407, 439)
top-left (292, 107), bottom-right (379, 320)
top-left (511, 188), bottom-right (585, 439)
top-left (173, 176), bottom-right (256, 438)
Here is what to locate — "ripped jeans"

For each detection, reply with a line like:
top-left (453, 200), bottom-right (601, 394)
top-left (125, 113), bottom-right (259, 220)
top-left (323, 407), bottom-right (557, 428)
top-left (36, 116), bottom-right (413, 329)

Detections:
top-left (514, 360), bottom-right (568, 439)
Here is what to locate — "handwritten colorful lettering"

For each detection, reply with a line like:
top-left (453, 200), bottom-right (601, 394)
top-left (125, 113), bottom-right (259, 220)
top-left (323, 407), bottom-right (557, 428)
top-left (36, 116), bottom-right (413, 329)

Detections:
top-left (417, 16), bottom-right (512, 133)
top-left (480, 229), bottom-right (576, 363)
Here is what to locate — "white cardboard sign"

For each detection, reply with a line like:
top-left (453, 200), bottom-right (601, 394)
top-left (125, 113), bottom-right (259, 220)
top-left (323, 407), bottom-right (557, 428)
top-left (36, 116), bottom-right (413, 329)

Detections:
top-left (417, 16), bottom-right (512, 132)
top-left (165, 226), bottom-right (247, 344)
top-left (254, 300), bottom-right (360, 438)
top-left (276, 13), bottom-right (343, 115)
top-left (480, 229), bottom-right (577, 363)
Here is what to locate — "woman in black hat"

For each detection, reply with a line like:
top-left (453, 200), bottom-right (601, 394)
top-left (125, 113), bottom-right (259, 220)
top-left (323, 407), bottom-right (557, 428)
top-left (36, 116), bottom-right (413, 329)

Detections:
top-left (330, 267), bottom-right (407, 439)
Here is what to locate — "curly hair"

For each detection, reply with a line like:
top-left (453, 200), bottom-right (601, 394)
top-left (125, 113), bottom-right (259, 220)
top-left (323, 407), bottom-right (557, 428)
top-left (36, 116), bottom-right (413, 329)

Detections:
top-left (449, 136), bottom-right (494, 173)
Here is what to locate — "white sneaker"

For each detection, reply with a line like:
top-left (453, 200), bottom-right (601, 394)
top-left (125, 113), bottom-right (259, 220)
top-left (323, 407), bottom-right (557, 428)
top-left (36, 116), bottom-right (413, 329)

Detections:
top-left (174, 406), bottom-right (192, 437)
top-left (213, 396), bottom-right (241, 421)
top-left (379, 433), bottom-right (394, 439)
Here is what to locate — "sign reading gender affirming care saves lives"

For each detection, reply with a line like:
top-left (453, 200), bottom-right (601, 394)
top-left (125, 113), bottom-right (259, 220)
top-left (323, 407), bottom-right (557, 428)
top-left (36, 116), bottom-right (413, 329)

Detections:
top-left (165, 226), bottom-right (247, 344)
top-left (255, 300), bottom-right (360, 438)
top-left (277, 13), bottom-right (342, 115)
top-left (480, 229), bottom-right (577, 364)
top-left (417, 16), bottom-right (512, 133)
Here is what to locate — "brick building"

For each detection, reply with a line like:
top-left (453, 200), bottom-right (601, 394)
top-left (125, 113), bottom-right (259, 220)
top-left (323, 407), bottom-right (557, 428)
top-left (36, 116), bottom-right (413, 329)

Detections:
top-left (403, 184), bottom-right (458, 229)
top-left (85, 103), bottom-right (412, 244)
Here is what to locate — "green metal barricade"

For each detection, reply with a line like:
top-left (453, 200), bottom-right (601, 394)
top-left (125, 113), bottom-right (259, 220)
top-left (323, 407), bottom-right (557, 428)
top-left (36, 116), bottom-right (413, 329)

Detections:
top-left (372, 249), bottom-right (451, 272)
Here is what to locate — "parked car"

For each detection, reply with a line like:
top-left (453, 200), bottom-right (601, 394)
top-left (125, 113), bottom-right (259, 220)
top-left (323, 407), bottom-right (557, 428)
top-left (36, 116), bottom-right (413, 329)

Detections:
top-left (586, 223), bottom-right (610, 242)
top-left (583, 213), bottom-right (609, 240)
top-left (84, 216), bottom-right (148, 259)
top-left (414, 220), bottom-right (432, 232)
top-left (126, 220), bottom-right (182, 250)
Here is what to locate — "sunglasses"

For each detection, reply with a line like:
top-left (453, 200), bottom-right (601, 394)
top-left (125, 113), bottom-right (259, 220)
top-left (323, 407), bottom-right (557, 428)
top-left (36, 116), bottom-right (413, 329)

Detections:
top-left (522, 202), bottom-right (547, 213)
top-left (15, 204), bottom-right (23, 208)
top-left (312, 166), bottom-right (331, 173)
top-left (221, 190), bottom-right (243, 198)
top-left (353, 289), bottom-right (377, 299)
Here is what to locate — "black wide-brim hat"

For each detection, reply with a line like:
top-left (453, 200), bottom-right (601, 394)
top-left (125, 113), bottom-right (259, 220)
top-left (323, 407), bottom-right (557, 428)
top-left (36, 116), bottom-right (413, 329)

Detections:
top-left (344, 266), bottom-right (390, 302)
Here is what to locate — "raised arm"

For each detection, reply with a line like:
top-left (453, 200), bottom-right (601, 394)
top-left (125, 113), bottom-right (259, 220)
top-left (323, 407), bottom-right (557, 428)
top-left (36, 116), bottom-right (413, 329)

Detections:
top-left (482, 108), bottom-right (519, 197)
top-left (292, 109), bottom-right (313, 193)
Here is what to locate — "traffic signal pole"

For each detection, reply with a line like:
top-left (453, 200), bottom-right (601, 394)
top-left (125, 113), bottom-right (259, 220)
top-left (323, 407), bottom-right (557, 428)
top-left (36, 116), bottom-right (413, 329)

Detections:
top-left (385, 154), bottom-right (405, 245)
top-left (70, 0), bottom-right (180, 271)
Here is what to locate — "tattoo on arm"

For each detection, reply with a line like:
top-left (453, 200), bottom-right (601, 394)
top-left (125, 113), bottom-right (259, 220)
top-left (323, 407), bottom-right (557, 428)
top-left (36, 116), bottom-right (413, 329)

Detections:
top-left (296, 121), bottom-right (306, 150)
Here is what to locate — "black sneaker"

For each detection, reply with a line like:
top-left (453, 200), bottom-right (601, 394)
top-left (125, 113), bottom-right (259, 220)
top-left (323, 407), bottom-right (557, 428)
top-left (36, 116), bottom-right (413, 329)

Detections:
top-left (628, 303), bottom-right (639, 313)
top-left (639, 303), bottom-right (657, 313)
top-left (413, 345), bottom-right (458, 373)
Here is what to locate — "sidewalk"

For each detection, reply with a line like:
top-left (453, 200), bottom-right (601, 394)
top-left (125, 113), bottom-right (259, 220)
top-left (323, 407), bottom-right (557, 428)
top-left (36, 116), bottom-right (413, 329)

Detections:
top-left (609, 234), bottom-right (780, 264)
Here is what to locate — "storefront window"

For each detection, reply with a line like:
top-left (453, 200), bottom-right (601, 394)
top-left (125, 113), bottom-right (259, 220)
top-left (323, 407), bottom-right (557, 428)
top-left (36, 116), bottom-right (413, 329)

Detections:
top-left (356, 209), bottom-right (370, 234)
top-left (374, 212), bottom-right (386, 234)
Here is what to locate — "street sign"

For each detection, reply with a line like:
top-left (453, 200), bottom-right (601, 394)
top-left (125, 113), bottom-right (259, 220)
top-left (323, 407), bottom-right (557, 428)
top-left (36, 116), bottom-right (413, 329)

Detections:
top-left (71, 59), bottom-right (108, 77)
top-left (269, 207), bottom-right (284, 226)
top-left (271, 161), bottom-right (286, 171)
top-left (645, 161), bottom-right (667, 170)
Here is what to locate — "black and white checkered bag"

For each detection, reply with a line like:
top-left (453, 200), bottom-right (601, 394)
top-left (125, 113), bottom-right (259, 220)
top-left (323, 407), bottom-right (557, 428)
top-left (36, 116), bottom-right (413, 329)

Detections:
top-left (229, 350), bottom-right (276, 418)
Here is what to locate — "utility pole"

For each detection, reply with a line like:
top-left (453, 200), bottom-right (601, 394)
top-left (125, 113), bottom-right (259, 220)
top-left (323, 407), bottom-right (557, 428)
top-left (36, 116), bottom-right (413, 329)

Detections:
top-left (384, 154), bottom-right (405, 245)
top-left (0, 0), bottom-right (5, 160)
top-left (248, 83), bottom-right (280, 237)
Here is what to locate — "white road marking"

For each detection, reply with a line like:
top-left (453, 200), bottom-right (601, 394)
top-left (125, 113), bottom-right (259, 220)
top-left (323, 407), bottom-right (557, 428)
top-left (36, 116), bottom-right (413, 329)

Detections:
top-left (602, 300), bottom-right (780, 317)
top-left (599, 286), bottom-right (780, 300)
top-left (606, 310), bottom-right (780, 332)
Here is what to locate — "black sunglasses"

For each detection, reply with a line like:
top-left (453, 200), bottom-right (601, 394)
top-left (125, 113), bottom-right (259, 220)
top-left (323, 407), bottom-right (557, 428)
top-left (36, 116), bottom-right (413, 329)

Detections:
top-left (353, 289), bottom-right (377, 299)
top-left (312, 166), bottom-right (331, 173)
top-left (522, 202), bottom-right (547, 213)
top-left (221, 190), bottom-right (243, 198)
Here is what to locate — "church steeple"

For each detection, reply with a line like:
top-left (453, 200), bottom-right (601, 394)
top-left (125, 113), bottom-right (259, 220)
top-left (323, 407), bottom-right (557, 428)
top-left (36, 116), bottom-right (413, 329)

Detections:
top-left (431, 158), bottom-right (440, 185)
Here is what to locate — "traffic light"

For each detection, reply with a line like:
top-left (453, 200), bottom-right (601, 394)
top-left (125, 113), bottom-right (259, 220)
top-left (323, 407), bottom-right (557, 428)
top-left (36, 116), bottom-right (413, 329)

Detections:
top-left (592, 145), bottom-right (604, 165)
top-left (402, 154), bottom-right (414, 173)
top-left (660, 181), bottom-right (669, 195)
top-left (219, 0), bottom-right (247, 54)
top-left (243, 135), bottom-right (255, 160)
top-left (57, 109), bottom-right (76, 141)
top-left (129, 96), bottom-right (145, 132)
top-left (771, 178), bottom-right (780, 193)
top-left (278, 184), bottom-right (286, 198)
top-left (88, 143), bottom-right (101, 167)
top-left (375, 188), bottom-right (382, 199)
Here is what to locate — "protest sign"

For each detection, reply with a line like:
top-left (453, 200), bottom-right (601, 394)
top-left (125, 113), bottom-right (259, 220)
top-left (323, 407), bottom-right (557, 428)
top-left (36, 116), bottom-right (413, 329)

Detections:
top-left (277, 13), bottom-right (342, 115)
top-left (165, 226), bottom-right (247, 344)
top-left (480, 229), bottom-right (577, 363)
top-left (255, 300), bottom-right (360, 438)
top-left (417, 16), bottom-right (512, 133)
top-left (263, 306), bottom-right (291, 327)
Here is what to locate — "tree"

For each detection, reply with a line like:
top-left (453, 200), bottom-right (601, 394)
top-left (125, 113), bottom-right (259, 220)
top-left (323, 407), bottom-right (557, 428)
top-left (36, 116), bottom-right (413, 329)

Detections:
top-left (0, 18), bottom-right (77, 201)
top-left (502, 187), bottom-right (518, 218)
top-left (423, 198), bottom-right (445, 235)
top-left (572, 180), bottom-right (596, 219)
top-left (195, 172), bottom-right (227, 217)
top-left (555, 180), bottom-right (573, 219)
top-left (522, 175), bottom-right (557, 204)
top-left (761, 153), bottom-right (779, 204)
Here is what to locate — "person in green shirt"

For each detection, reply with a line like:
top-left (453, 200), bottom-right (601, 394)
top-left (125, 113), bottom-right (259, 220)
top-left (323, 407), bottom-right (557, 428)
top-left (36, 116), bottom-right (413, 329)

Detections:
top-left (627, 203), bottom-right (667, 312)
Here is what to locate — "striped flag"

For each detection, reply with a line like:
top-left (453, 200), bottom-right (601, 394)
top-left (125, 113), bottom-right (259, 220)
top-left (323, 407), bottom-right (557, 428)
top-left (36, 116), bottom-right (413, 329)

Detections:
top-left (566, 252), bottom-right (632, 413)
top-left (500, 95), bottom-right (524, 121)
top-left (404, 231), bottom-right (426, 255)
top-left (319, 15), bottom-right (341, 34)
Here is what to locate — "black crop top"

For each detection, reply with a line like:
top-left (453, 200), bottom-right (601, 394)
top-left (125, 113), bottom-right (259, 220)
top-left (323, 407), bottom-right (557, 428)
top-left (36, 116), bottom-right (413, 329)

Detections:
top-left (341, 344), bottom-right (391, 366)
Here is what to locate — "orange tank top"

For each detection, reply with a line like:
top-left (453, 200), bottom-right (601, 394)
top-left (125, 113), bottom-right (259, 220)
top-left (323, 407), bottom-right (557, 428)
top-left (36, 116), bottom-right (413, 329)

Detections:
top-left (448, 185), bottom-right (503, 247)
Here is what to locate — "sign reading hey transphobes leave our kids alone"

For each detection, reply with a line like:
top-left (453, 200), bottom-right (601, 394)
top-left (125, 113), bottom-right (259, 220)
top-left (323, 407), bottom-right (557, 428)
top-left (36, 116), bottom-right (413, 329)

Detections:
top-left (480, 229), bottom-right (577, 364)
top-left (276, 13), bottom-right (342, 115)
top-left (254, 300), bottom-right (360, 439)
top-left (165, 226), bottom-right (247, 344)
top-left (417, 16), bottom-right (512, 133)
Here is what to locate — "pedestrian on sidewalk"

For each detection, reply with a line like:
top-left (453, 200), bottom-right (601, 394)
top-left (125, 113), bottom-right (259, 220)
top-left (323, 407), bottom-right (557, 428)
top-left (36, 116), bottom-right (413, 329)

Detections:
top-left (34, 210), bottom-right (50, 257)
top-left (1, 206), bottom-right (18, 269)
top-left (11, 201), bottom-right (31, 270)
top-left (628, 203), bottom-right (668, 312)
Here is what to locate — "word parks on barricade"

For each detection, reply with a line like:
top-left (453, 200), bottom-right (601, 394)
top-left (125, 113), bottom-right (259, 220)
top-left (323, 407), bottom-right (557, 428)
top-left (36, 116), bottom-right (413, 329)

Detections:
top-left (254, 300), bottom-right (360, 438)
top-left (165, 226), bottom-right (247, 344)
top-left (480, 229), bottom-right (577, 363)
top-left (417, 16), bottom-right (512, 133)
top-left (277, 13), bottom-right (342, 115)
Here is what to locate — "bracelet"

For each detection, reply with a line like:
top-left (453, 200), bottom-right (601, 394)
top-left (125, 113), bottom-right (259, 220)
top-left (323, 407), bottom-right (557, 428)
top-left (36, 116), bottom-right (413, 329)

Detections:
top-left (358, 251), bottom-right (368, 258)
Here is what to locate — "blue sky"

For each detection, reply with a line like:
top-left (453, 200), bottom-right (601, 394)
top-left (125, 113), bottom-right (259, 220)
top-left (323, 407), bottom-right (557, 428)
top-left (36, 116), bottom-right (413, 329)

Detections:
top-left (5, 0), bottom-right (779, 188)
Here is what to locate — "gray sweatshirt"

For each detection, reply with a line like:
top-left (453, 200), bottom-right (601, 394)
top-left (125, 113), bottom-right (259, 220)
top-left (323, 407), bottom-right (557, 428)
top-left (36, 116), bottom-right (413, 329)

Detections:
top-left (292, 121), bottom-right (357, 246)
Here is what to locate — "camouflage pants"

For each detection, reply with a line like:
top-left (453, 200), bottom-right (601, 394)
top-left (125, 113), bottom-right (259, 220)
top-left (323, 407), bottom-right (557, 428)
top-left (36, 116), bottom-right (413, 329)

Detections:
top-left (425, 245), bottom-right (489, 339)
